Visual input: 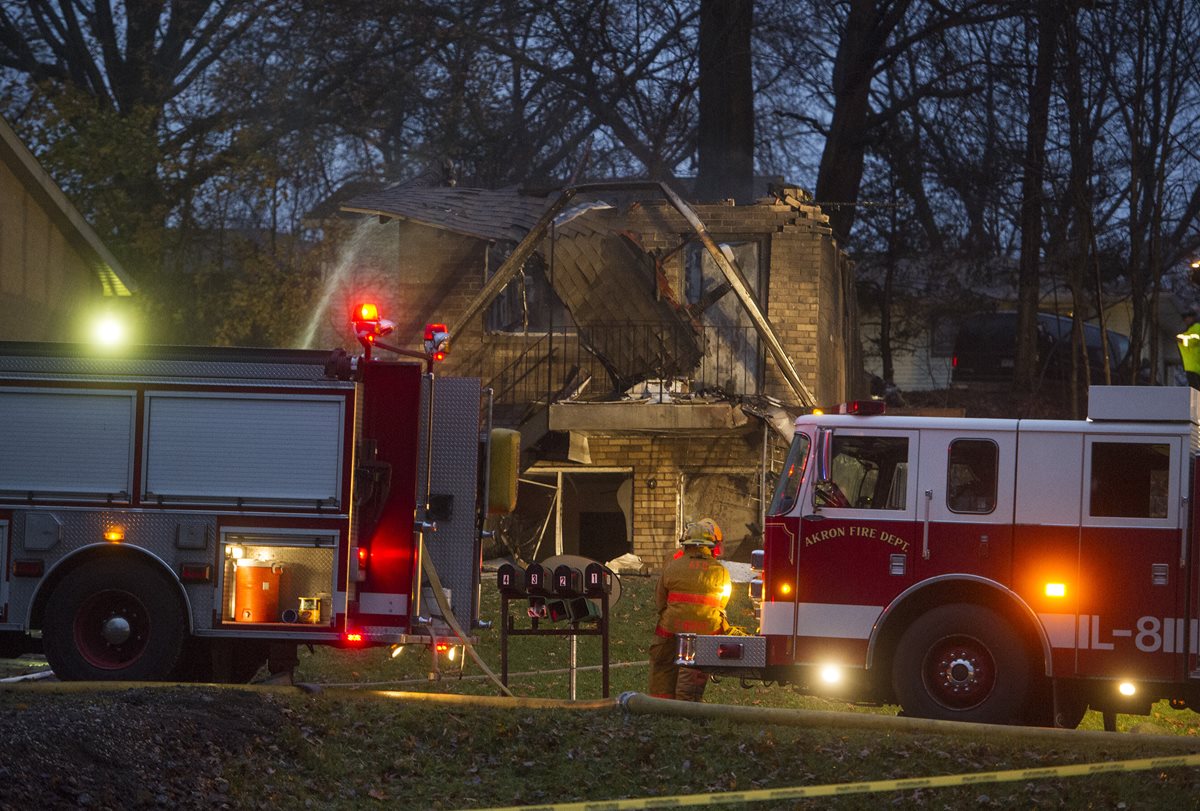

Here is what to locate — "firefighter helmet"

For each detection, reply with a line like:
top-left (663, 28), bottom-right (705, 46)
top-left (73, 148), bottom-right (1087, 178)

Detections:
top-left (682, 518), bottom-right (723, 547)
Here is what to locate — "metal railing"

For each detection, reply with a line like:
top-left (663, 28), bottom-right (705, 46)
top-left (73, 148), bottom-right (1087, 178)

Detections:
top-left (482, 323), bottom-right (764, 428)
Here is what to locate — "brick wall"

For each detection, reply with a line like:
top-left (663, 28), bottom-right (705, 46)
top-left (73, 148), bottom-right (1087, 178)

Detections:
top-left (534, 429), bottom-right (762, 569)
top-left (325, 192), bottom-right (861, 566)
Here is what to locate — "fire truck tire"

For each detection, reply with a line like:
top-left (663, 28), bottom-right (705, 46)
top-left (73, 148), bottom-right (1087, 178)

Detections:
top-left (43, 558), bottom-right (186, 681)
top-left (891, 603), bottom-right (1031, 725)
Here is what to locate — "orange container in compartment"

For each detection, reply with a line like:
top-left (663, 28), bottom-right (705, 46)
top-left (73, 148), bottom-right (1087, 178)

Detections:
top-left (234, 560), bottom-right (284, 623)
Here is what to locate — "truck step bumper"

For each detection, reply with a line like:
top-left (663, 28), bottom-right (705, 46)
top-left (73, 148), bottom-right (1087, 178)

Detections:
top-left (682, 634), bottom-right (767, 669)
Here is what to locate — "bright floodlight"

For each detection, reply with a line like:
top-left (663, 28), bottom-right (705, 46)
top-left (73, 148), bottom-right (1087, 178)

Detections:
top-left (819, 664), bottom-right (843, 685)
top-left (93, 315), bottom-right (125, 347)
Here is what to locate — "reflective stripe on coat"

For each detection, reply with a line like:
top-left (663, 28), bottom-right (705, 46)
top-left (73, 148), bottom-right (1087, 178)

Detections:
top-left (654, 546), bottom-right (731, 636)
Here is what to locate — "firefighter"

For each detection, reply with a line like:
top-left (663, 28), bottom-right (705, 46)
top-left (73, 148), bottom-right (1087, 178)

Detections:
top-left (648, 518), bottom-right (733, 701)
top-left (1178, 310), bottom-right (1200, 390)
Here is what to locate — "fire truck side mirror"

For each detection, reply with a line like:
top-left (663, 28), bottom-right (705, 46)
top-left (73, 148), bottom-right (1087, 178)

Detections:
top-left (497, 562), bottom-right (526, 597)
top-left (553, 565), bottom-right (584, 597)
top-left (583, 562), bottom-right (613, 596)
top-left (815, 426), bottom-right (833, 482)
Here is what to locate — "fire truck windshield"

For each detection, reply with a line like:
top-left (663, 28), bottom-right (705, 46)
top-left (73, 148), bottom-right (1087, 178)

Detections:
top-left (768, 433), bottom-right (810, 515)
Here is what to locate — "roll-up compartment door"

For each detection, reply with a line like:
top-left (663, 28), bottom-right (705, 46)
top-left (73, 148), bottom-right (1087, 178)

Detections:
top-left (143, 392), bottom-right (345, 506)
top-left (0, 389), bottom-right (134, 500)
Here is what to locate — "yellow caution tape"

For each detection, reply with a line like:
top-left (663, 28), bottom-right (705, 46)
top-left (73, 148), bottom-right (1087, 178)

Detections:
top-left (461, 753), bottom-right (1200, 810)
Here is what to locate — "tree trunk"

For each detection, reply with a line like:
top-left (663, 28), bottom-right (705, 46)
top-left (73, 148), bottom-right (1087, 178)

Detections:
top-left (1014, 0), bottom-right (1063, 394)
top-left (695, 0), bottom-right (755, 203)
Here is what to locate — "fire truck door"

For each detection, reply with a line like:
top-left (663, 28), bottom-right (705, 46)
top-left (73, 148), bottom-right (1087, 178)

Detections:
top-left (1076, 434), bottom-right (1185, 682)
top-left (792, 428), bottom-right (918, 661)
top-left (915, 428), bottom-right (1017, 583)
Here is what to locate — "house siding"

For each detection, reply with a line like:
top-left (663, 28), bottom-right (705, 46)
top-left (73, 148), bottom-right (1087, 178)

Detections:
top-left (0, 132), bottom-right (120, 341)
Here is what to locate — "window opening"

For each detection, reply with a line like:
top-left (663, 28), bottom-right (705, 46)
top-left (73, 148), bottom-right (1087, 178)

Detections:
top-left (1089, 442), bottom-right (1169, 519)
top-left (484, 247), bottom-right (574, 334)
top-left (768, 434), bottom-right (810, 516)
top-left (815, 435), bottom-right (909, 510)
top-left (947, 439), bottom-right (999, 513)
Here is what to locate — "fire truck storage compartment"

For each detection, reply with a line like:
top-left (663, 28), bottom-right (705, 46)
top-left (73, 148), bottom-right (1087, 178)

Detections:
top-left (0, 388), bottom-right (136, 501)
top-left (220, 534), bottom-right (335, 626)
top-left (143, 392), bottom-right (345, 507)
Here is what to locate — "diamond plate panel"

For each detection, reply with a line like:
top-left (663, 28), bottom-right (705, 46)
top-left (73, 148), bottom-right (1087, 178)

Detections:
top-left (7, 509), bottom-right (218, 631)
top-left (693, 634), bottom-right (767, 669)
top-left (0, 345), bottom-right (341, 385)
top-left (415, 376), bottom-right (483, 631)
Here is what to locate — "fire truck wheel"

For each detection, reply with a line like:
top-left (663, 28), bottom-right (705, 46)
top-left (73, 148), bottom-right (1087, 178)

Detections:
top-left (43, 558), bottom-right (186, 681)
top-left (891, 603), bottom-right (1030, 725)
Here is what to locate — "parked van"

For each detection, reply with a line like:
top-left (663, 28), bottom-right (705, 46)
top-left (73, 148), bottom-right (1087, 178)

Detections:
top-left (951, 311), bottom-right (1130, 385)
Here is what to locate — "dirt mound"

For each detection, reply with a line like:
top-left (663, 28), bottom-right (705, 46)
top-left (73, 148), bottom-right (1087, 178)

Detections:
top-left (0, 687), bottom-right (289, 809)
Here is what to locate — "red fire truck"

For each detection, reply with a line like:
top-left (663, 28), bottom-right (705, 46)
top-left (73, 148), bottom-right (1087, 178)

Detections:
top-left (0, 306), bottom-right (514, 681)
top-left (682, 386), bottom-right (1200, 727)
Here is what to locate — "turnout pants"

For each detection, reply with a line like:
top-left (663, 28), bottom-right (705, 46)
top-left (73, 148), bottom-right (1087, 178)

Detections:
top-left (648, 637), bottom-right (708, 702)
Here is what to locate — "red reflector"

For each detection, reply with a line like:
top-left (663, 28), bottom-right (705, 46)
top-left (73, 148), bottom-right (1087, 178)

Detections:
top-left (12, 559), bottom-right (44, 577)
top-left (716, 643), bottom-right (744, 660)
top-left (179, 564), bottom-right (211, 583)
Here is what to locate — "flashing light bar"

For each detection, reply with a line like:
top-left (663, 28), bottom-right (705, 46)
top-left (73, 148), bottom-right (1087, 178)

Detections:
top-left (837, 400), bottom-right (887, 416)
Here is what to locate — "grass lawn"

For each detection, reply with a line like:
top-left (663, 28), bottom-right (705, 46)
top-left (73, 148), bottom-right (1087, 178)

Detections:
top-left (238, 571), bottom-right (1200, 809)
top-left (3, 571), bottom-right (1199, 808)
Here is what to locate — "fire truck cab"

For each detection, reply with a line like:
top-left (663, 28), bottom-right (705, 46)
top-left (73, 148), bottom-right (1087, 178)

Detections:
top-left (685, 386), bottom-right (1200, 727)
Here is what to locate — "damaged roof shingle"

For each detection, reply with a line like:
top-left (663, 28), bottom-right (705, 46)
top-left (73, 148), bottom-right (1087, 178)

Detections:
top-left (342, 186), bottom-right (554, 243)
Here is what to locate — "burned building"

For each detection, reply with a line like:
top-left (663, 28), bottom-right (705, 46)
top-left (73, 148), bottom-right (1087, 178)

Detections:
top-left (325, 181), bottom-right (862, 568)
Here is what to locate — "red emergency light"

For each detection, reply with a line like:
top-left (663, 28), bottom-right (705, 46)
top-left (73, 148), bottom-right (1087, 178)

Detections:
top-left (352, 301), bottom-right (395, 347)
top-left (423, 323), bottom-right (449, 361)
top-left (344, 631), bottom-right (364, 644)
top-left (836, 400), bottom-right (887, 416)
